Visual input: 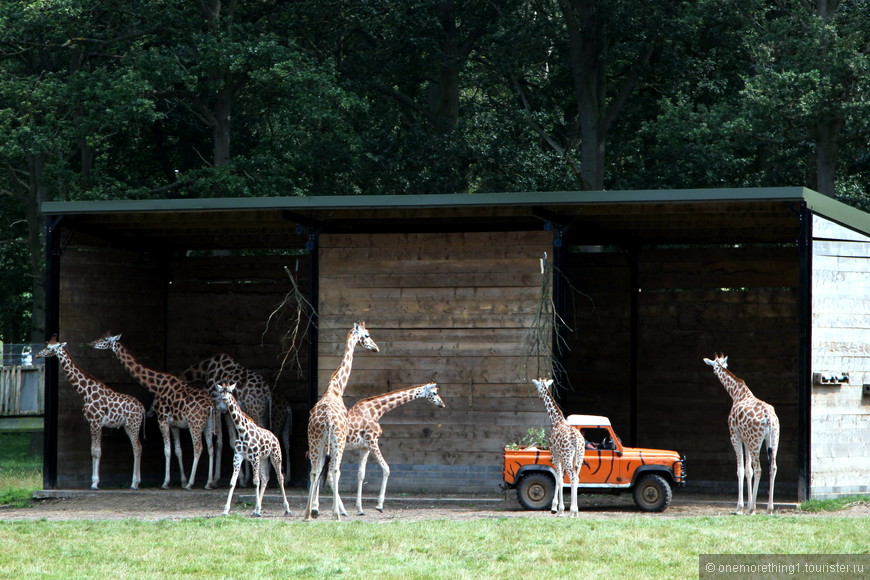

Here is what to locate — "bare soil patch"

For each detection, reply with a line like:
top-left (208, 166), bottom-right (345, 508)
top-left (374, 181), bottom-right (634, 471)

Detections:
top-left (4, 488), bottom-right (865, 522)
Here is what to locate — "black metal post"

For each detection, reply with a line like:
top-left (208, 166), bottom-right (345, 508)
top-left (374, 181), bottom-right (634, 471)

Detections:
top-left (306, 230), bottom-right (320, 411)
top-left (628, 246), bottom-right (640, 447)
top-left (43, 216), bottom-right (63, 489)
top-left (797, 202), bottom-right (812, 502)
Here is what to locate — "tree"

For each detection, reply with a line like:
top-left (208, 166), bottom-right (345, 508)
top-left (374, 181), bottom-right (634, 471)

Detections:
top-left (0, 1), bottom-right (163, 341)
top-left (738, 0), bottom-right (870, 197)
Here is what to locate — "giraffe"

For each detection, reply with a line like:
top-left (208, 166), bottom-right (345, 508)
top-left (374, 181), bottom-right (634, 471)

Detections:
top-left (531, 378), bottom-right (584, 517)
top-left (181, 353), bottom-right (274, 485)
top-left (213, 382), bottom-right (291, 517)
top-left (304, 322), bottom-right (379, 522)
top-left (704, 353), bottom-right (780, 515)
top-left (35, 337), bottom-right (145, 490)
top-left (345, 382), bottom-right (445, 515)
top-left (90, 334), bottom-right (219, 490)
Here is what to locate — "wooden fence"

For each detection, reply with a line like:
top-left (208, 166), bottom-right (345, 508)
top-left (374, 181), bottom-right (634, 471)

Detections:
top-left (0, 365), bottom-right (45, 416)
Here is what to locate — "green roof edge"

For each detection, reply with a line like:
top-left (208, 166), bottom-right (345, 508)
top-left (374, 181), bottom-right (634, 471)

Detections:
top-left (40, 186), bottom-right (870, 238)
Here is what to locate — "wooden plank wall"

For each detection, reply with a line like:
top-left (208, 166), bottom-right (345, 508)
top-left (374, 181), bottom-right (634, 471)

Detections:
top-left (164, 252), bottom-right (312, 485)
top-left (56, 233), bottom-right (313, 488)
top-left (318, 231), bottom-right (552, 492)
top-left (811, 216), bottom-right (870, 498)
top-left (562, 244), bottom-right (800, 492)
top-left (56, 237), bottom-right (167, 488)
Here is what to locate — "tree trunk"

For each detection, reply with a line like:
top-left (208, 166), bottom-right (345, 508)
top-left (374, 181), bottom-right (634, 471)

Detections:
top-left (427, 1), bottom-right (462, 133)
top-left (560, 0), bottom-right (606, 191)
top-left (813, 118), bottom-right (842, 197)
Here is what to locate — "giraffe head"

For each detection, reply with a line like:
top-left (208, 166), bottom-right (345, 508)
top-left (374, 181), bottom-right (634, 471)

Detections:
top-left (420, 382), bottom-right (446, 408)
top-left (353, 321), bottom-right (379, 352)
top-left (89, 333), bottom-right (122, 351)
top-left (213, 381), bottom-right (237, 414)
top-left (703, 353), bottom-right (729, 369)
top-left (532, 377), bottom-right (554, 395)
top-left (34, 335), bottom-right (67, 359)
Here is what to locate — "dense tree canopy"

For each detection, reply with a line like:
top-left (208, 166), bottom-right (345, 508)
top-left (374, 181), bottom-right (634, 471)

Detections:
top-left (1, 0), bottom-right (869, 341)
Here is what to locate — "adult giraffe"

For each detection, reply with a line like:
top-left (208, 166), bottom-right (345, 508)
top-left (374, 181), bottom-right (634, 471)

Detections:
top-left (704, 353), bottom-right (780, 515)
top-left (35, 337), bottom-right (145, 490)
top-left (90, 334), bottom-right (219, 490)
top-left (304, 322), bottom-right (379, 522)
top-left (345, 381), bottom-right (445, 515)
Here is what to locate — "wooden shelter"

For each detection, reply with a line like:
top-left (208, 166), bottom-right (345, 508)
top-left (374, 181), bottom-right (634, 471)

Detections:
top-left (41, 188), bottom-right (870, 500)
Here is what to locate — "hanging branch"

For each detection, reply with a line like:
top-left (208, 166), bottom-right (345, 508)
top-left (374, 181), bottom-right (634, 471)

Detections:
top-left (517, 252), bottom-right (561, 381)
top-left (263, 265), bottom-right (318, 388)
top-left (516, 252), bottom-right (594, 391)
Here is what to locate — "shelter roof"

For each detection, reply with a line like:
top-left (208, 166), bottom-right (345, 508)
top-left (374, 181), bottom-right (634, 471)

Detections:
top-left (42, 187), bottom-right (869, 250)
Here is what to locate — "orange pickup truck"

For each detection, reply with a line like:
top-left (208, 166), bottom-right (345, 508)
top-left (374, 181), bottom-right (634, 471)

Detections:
top-left (503, 414), bottom-right (687, 512)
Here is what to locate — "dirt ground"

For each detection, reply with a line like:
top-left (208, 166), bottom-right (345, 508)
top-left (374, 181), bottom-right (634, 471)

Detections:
top-left (1, 487), bottom-right (867, 522)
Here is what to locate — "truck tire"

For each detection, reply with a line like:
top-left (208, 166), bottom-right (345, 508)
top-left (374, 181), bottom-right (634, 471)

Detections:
top-left (632, 473), bottom-right (672, 512)
top-left (516, 472), bottom-right (556, 511)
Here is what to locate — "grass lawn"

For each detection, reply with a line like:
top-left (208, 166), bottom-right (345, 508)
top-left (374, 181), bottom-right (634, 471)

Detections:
top-left (0, 514), bottom-right (866, 579)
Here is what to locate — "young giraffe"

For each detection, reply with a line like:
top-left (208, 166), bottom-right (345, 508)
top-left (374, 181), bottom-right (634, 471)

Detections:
top-left (704, 353), bottom-right (780, 515)
top-left (35, 337), bottom-right (145, 490)
top-left (213, 382), bottom-right (291, 517)
top-left (304, 322), bottom-right (379, 522)
top-left (90, 334), bottom-right (219, 490)
top-left (531, 378), bottom-right (585, 517)
top-left (181, 353), bottom-right (274, 485)
top-left (345, 382), bottom-right (445, 515)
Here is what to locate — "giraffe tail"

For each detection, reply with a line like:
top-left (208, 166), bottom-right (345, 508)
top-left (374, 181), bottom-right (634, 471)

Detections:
top-left (317, 455), bottom-right (330, 489)
top-left (139, 417), bottom-right (147, 445)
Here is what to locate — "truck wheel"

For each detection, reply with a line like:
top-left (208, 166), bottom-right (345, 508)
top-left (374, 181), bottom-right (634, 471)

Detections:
top-left (632, 473), bottom-right (672, 512)
top-left (516, 472), bottom-right (556, 511)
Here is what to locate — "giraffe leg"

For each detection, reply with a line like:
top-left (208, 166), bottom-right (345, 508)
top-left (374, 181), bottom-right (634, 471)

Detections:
top-left (731, 433), bottom-right (745, 514)
top-left (271, 452), bottom-right (291, 516)
top-left (747, 443), bottom-right (762, 516)
top-left (766, 431), bottom-right (779, 515)
top-left (370, 444), bottom-right (391, 514)
top-left (159, 420), bottom-right (173, 489)
top-left (210, 411), bottom-right (223, 486)
top-left (171, 427), bottom-right (189, 488)
top-left (305, 447), bottom-right (327, 521)
top-left (257, 460), bottom-right (271, 516)
top-left (251, 457), bottom-right (263, 517)
top-left (89, 423), bottom-right (102, 490)
top-left (329, 440), bottom-right (347, 520)
top-left (552, 466), bottom-right (564, 515)
top-left (355, 448), bottom-right (371, 515)
top-left (123, 418), bottom-right (143, 490)
top-left (185, 426), bottom-right (205, 490)
top-left (569, 451), bottom-right (581, 517)
top-left (223, 453), bottom-right (243, 515)
top-left (550, 447), bottom-right (564, 515)
top-left (204, 416), bottom-right (218, 489)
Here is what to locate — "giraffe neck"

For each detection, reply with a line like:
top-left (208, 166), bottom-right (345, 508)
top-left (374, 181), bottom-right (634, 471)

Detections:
top-left (712, 365), bottom-right (753, 402)
top-left (354, 386), bottom-right (427, 421)
top-left (224, 394), bottom-right (253, 431)
top-left (111, 341), bottom-right (164, 395)
top-left (537, 385), bottom-right (566, 426)
top-left (326, 329), bottom-right (358, 398)
top-left (54, 347), bottom-right (97, 398)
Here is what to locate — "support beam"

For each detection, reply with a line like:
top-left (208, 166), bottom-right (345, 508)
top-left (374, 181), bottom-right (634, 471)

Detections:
top-left (797, 203), bottom-right (812, 501)
top-left (42, 216), bottom-right (63, 490)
